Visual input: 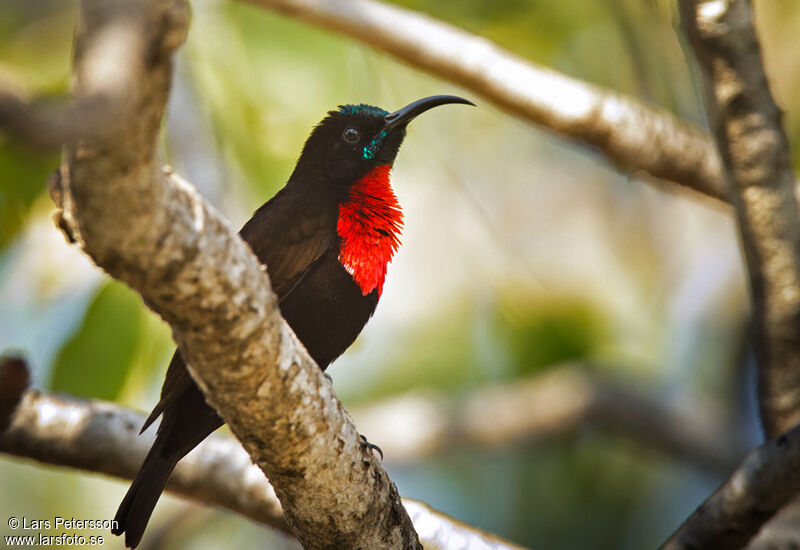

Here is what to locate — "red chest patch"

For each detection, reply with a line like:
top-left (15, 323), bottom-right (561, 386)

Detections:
top-left (337, 164), bottom-right (403, 296)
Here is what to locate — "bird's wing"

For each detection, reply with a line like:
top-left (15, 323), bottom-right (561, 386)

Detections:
top-left (141, 186), bottom-right (336, 432)
top-left (140, 352), bottom-right (190, 433)
top-left (239, 187), bottom-right (336, 300)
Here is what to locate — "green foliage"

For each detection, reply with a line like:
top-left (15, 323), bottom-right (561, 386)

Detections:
top-left (493, 295), bottom-right (606, 376)
top-left (391, 0), bottom-right (601, 63)
top-left (361, 302), bottom-right (479, 403)
top-left (0, 1), bottom-right (74, 90)
top-left (358, 293), bottom-right (606, 403)
top-left (0, 143), bottom-right (55, 247)
top-left (0, 0), bottom-right (73, 248)
top-left (3, 2), bottom-right (791, 549)
top-left (185, 2), bottom-right (356, 202)
top-left (50, 281), bottom-right (144, 400)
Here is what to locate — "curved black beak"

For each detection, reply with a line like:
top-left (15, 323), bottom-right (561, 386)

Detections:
top-left (382, 95), bottom-right (475, 132)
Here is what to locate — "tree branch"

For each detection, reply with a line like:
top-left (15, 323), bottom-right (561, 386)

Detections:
top-left (353, 365), bottom-right (746, 474)
top-left (660, 423), bottom-right (800, 550)
top-left (0, 389), bottom-right (290, 534)
top-left (0, 89), bottom-right (119, 151)
top-left (746, 499), bottom-right (800, 550)
top-left (242, 0), bottom-right (727, 202)
top-left (679, 0), bottom-right (800, 438)
top-left (0, 380), bottom-right (529, 550)
top-left (0, 1), bottom-right (149, 150)
top-left (55, 0), bottom-right (419, 547)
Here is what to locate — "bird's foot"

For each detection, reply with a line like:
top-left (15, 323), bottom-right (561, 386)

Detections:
top-left (360, 434), bottom-right (383, 461)
top-left (323, 372), bottom-right (332, 382)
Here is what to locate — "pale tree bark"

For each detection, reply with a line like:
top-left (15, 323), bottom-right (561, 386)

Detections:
top-left (0, 358), bottom-right (743, 500)
top-left (2, 0), bottom-right (729, 200)
top-left (56, 0), bottom-right (423, 547)
top-left (4, 359), bottom-right (800, 550)
top-left (658, 0), bottom-right (800, 547)
top-left (242, 0), bottom-right (727, 202)
top-left (0, 359), bottom-right (527, 550)
top-left (0, 378), bottom-right (288, 535)
top-left (7, 0), bottom-right (800, 548)
top-left (679, 0), bottom-right (800, 439)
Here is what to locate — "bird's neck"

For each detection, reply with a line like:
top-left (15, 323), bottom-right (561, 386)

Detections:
top-left (337, 164), bottom-right (403, 297)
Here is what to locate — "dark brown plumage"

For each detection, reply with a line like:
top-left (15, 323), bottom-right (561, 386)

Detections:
top-left (112, 96), bottom-right (473, 548)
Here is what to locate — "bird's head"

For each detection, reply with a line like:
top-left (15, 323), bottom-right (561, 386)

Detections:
top-left (292, 95), bottom-right (474, 186)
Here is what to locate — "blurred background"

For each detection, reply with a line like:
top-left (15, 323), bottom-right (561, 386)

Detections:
top-left (2, 0), bottom-right (800, 548)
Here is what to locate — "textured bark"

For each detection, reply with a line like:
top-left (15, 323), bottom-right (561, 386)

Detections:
top-left (680, 0), bottom-right (800, 438)
top-left (244, 0), bottom-right (727, 202)
top-left (0, 389), bottom-right (289, 534)
top-left (55, 0), bottom-right (421, 547)
top-left (660, 423), bottom-right (800, 550)
top-left (0, 385), bottom-right (529, 550)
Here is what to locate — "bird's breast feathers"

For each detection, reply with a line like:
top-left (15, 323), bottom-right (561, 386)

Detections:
top-left (336, 164), bottom-right (403, 297)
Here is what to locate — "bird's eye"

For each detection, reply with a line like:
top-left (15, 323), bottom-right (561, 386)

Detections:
top-left (343, 127), bottom-right (360, 143)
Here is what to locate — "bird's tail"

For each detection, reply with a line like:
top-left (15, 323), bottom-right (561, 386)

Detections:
top-left (112, 433), bottom-right (180, 549)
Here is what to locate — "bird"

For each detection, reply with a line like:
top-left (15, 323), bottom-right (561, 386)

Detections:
top-left (112, 95), bottom-right (474, 548)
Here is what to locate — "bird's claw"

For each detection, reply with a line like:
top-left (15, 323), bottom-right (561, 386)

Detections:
top-left (360, 434), bottom-right (384, 461)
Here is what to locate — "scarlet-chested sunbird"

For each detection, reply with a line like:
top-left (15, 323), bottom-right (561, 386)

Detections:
top-left (113, 95), bottom-right (474, 548)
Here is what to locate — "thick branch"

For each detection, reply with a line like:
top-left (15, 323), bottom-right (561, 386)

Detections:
top-left (244, 0), bottom-right (727, 202)
top-left (0, 386), bottom-right (528, 550)
top-left (680, 0), bottom-right (800, 437)
top-left (0, 390), bottom-right (289, 534)
top-left (57, 0), bottom-right (419, 547)
top-left (660, 423), bottom-right (800, 550)
top-left (353, 366), bottom-right (746, 474)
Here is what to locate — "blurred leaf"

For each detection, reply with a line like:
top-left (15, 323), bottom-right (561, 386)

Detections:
top-left (366, 309), bottom-right (477, 401)
top-left (0, 0), bottom-right (72, 248)
top-left (358, 294), bottom-right (606, 403)
top-left (185, 1), bottom-right (355, 205)
top-left (0, 1), bottom-right (74, 93)
top-left (0, 143), bottom-right (55, 248)
top-left (347, 301), bottom-right (485, 403)
top-left (50, 281), bottom-right (143, 400)
top-left (390, 0), bottom-right (602, 64)
top-left (493, 297), bottom-right (606, 376)
top-left (119, 302), bottom-right (175, 403)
